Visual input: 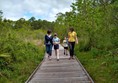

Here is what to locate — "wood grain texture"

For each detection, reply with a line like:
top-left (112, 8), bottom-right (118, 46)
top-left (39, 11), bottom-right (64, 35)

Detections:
top-left (27, 45), bottom-right (94, 83)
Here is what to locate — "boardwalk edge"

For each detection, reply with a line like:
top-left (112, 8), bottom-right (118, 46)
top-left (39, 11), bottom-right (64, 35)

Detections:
top-left (25, 53), bottom-right (46, 83)
top-left (75, 56), bottom-right (94, 83)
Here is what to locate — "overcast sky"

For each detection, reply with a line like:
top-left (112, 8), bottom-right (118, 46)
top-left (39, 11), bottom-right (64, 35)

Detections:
top-left (0, 0), bottom-right (75, 21)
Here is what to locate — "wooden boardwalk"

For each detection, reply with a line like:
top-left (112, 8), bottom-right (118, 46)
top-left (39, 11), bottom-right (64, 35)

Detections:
top-left (26, 45), bottom-right (94, 83)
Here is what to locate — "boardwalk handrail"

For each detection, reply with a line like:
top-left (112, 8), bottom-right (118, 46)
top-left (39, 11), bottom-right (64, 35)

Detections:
top-left (75, 56), bottom-right (94, 83)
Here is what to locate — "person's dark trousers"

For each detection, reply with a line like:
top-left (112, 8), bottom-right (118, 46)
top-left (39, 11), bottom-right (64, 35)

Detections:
top-left (69, 42), bottom-right (75, 57)
top-left (46, 44), bottom-right (52, 56)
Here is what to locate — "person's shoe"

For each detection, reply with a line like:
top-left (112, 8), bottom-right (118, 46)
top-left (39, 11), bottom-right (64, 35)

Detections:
top-left (57, 59), bottom-right (59, 61)
top-left (64, 52), bottom-right (65, 55)
top-left (49, 57), bottom-right (51, 60)
top-left (48, 56), bottom-right (51, 60)
top-left (48, 55), bottom-right (49, 59)
top-left (72, 57), bottom-right (74, 59)
top-left (69, 57), bottom-right (72, 60)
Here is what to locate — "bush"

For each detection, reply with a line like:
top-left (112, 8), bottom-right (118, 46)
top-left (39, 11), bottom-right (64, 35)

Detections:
top-left (0, 28), bottom-right (45, 83)
top-left (90, 48), bottom-right (109, 58)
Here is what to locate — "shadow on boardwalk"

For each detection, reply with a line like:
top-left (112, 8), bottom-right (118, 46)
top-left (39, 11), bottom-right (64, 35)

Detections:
top-left (26, 45), bottom-right (94, 83)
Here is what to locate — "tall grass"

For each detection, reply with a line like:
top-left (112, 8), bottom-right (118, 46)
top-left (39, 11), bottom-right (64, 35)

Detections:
top-left (75, 45), bottom-right (118, 83)
top-left (0, 27), bottom-right (45, 83)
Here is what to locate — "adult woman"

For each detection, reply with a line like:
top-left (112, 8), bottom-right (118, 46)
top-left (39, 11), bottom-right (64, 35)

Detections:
top-left (68, 27), bottom-right (78, 59)
top-left (44, 30), bottom-right (53, 60)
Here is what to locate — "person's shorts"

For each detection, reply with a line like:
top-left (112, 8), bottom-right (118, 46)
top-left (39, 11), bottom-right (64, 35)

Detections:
top-left (54, 44), bottom-right (59, 50)
top-left (64, 47), bottom-right (68, 49)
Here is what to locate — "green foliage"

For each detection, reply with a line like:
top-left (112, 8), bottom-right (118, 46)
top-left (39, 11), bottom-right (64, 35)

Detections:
top-left (54, 0), bottom-right (118, 82)
top-left (75, 49), bottom-right (118, 83)
top-left (111, 63), bottom-right (118, 77)
top-left (28, 17), bottom-right (54, 30)
top-left (0, 27), bottom-right (45, 83)
top-left (55, 0), bottom-right (118, 51)
top-left (0, 10), bottom-right (3, 21)
top-left (0, 0), bottom-right (117, 82)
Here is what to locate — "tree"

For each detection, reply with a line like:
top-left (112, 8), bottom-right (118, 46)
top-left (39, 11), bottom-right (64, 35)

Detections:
top-left (54, 0), bottom-right (118, 51)
top-left (0, 10), bottom-right (3, 21)
top-left (28, 16), bottom-right (36, 22)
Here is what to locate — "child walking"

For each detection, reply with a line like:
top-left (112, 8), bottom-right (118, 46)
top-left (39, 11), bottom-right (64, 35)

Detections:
top-left (53, 33), bottom-right (60, 61)
top-left (62, 37), bottom-right (68, 55)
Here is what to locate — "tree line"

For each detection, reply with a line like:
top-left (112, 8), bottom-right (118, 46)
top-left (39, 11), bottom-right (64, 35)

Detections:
top-left (54, 0), bottom-right (118, 52)
top-left (0, 12), bottom-right (54, 30)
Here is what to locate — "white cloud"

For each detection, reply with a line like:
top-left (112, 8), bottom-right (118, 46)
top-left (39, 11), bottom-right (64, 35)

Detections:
top-left (0, 0), bottom-right (74, 21)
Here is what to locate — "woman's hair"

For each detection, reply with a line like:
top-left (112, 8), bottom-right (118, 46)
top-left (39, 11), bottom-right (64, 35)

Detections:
top-left (69, 27), bottom-right (74, 32)
top-left (47, 30), bottom-right (52, 34)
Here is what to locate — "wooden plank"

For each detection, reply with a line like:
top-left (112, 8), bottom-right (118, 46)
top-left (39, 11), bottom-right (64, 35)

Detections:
top-left (34, 72), bottom-right (86, 78)
top-left (30, 80), bottom-right (91, 83)
top-left (30, 77), bottom-right (90, 83)
top-left (26, 45), bottom-right (94, 83)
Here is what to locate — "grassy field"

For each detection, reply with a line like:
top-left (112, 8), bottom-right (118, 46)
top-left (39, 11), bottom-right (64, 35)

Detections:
top-left (75, 48), bottom-right (118, 83)
top-left (0, 28), bottom-right (45, 83)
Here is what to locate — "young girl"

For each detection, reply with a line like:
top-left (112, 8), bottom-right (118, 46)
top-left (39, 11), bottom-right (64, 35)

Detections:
top-left (53, 33), bottom-right (60, 61)
top-left (62, 37), bottom-right (68, 55)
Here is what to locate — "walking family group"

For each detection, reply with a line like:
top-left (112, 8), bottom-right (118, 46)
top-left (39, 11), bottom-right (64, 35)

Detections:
top-left (44, 27), bottom-right (78, 61)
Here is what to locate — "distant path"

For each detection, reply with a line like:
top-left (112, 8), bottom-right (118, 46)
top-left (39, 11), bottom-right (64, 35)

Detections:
top-left (25, 44), bottom-right (94, 83)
